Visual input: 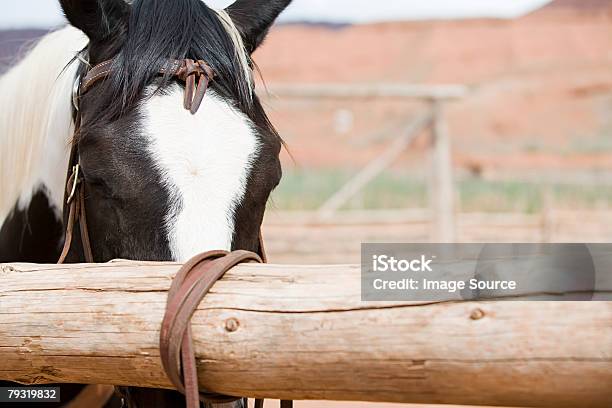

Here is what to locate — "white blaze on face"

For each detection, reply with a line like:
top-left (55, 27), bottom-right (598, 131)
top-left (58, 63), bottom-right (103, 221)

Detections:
top-left (143, 85), bottom-right (259, 261)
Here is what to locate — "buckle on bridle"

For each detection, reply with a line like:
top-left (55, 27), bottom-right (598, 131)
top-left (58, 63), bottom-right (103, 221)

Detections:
top-left (176, 59), bottom-right (214, 114)
top-left (66, 163), bottom-right (81, 205)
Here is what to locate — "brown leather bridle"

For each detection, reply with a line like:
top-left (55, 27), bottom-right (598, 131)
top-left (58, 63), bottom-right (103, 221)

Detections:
top-left (58, 57), bottom-right (291, 408)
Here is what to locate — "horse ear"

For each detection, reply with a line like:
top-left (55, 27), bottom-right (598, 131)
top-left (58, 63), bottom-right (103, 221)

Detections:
top-left (59, 0), bottom-right (129, 42)
top-left (226, 0), bottom-right (292, 53)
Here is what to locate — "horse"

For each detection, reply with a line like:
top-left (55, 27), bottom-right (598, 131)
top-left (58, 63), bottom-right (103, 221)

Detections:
top-left (0, 0), bottom-right (292, 407)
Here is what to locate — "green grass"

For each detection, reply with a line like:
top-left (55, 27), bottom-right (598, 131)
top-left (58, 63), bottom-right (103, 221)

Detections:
top-left (269, 169), bottom-right (612, 213)
top-left (568, 133), bottom-right (612, 154)
top-left (521, 133), bottom-right (612, 155)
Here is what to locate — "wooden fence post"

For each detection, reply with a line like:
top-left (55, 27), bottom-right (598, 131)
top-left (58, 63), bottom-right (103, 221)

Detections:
top-left (429, 99), bottom-right (456, 242)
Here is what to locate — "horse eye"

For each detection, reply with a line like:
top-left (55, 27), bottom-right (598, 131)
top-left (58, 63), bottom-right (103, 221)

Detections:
top-left (81, 169), bottom-right (112, 194)
top-left (87, 177), bottom-right (107, 188)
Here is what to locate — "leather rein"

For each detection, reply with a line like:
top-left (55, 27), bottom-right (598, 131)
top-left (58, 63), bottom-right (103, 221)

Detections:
top-left (59, 57), bottom-right (291, 408)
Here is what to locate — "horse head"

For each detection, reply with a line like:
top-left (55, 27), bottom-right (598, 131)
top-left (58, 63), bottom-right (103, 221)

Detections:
top-left (59, 0), bottom-right (291, 264)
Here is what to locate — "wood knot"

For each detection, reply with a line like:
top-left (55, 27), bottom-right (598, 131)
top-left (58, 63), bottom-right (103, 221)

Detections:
top-left (1, 265), bottom-right (16, 275)
top-left (470, 308), bottom-right (486, 320)
top-left (224, 318), bottom-right (240, 333)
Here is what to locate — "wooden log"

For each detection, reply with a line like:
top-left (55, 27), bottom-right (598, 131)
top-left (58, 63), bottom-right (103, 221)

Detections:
top-left (0, 261), bottom-right (611, 408)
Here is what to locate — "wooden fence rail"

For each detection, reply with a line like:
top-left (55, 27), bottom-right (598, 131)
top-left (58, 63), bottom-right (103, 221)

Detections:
top-left (266, 83), bottom-right (469, 100)
top-left (1, 261), bottom-right (611, 407)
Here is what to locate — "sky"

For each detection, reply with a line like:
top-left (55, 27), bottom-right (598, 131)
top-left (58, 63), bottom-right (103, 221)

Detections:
top-left (0, 0), bottom-right (553, 29)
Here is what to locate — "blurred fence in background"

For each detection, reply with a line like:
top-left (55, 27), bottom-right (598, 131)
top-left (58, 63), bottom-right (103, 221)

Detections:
top-left (264, 209), bottom-right (612, 264)
top-left (267, 83), bottom-right (468, 242)
top-left (261, 83), bottom-right (612, 264)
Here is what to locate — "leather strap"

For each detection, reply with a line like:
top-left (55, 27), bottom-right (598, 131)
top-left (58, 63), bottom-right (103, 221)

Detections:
top-left (160, 250), bottom-right (263, 406)
top-left (175, 59), bottom-right (213, 114)
top-left (80, 58), bottom-right (214, 115)
top-left (58, 114), bottom-right (94, 264)
top-left (58, 173), bottom-right (93, 264)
